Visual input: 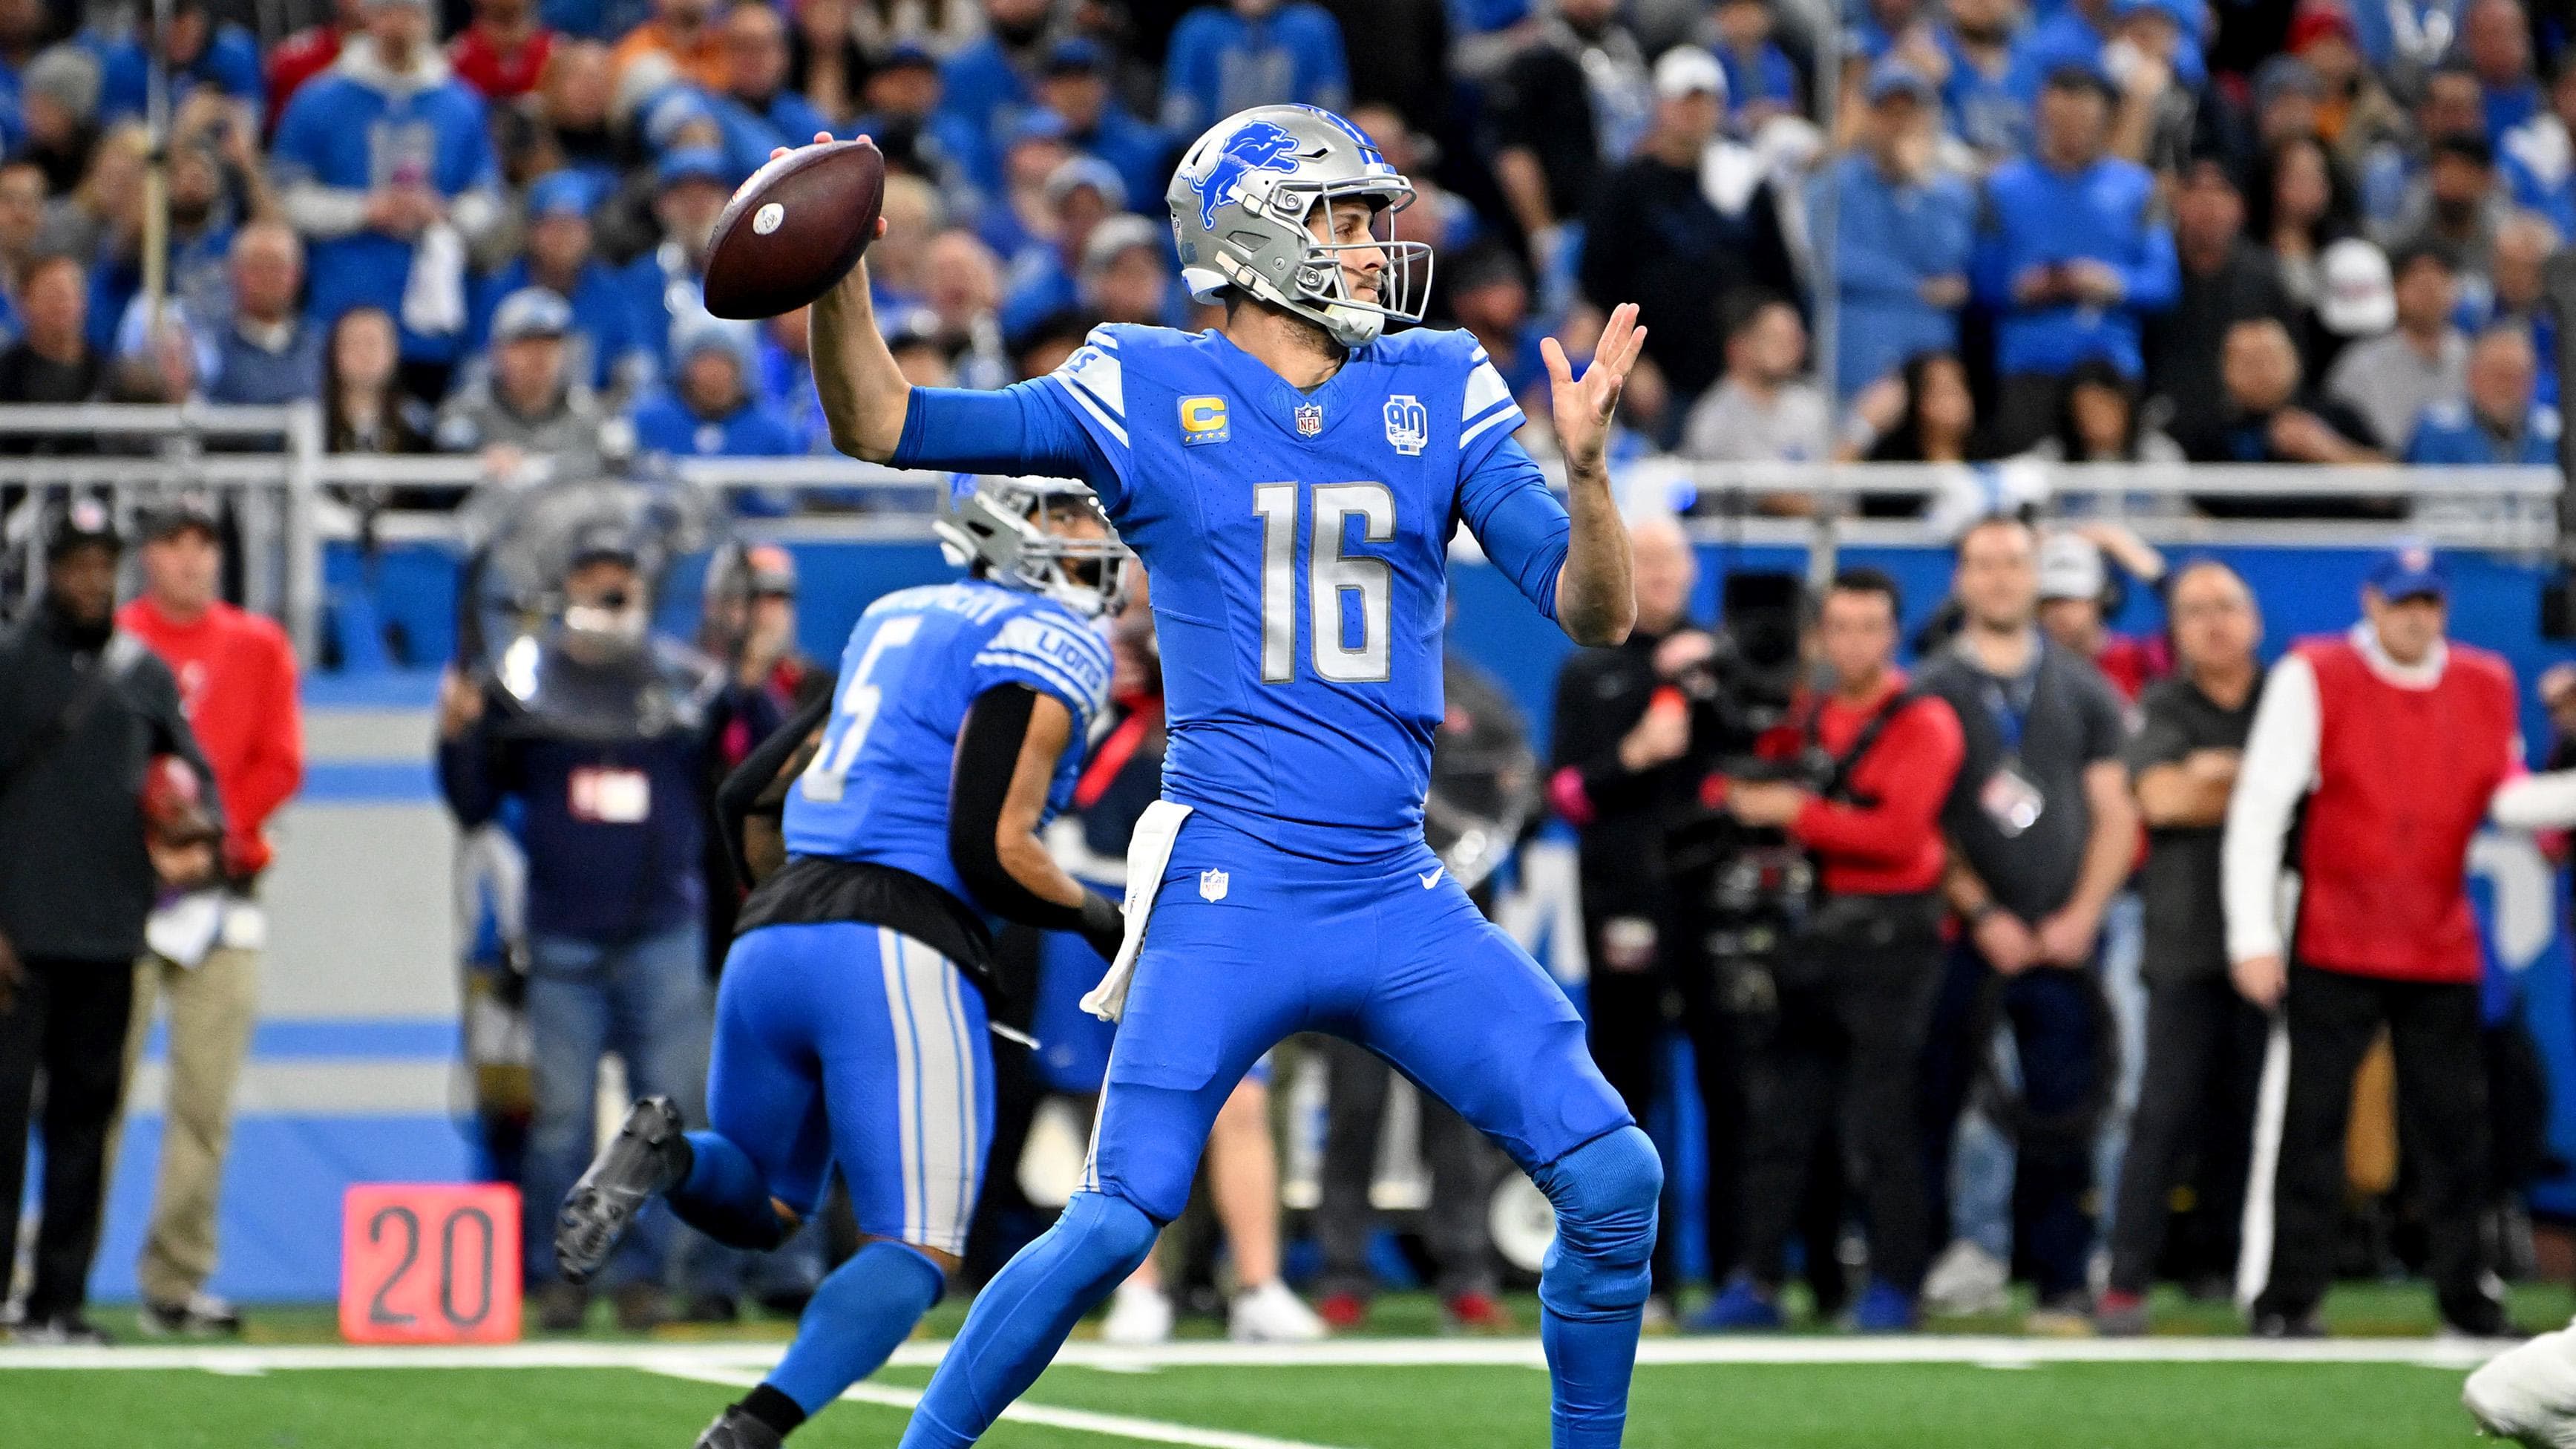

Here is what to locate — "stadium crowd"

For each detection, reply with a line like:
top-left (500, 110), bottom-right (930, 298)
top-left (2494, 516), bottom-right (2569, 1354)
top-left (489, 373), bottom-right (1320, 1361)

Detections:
top-left (0, 0), bottom-right (2554, 490)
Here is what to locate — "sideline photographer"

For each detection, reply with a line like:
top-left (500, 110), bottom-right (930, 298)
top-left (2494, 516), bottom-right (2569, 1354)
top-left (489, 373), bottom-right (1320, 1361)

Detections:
top-left (1694, 569), bottom-right (1965, 1332)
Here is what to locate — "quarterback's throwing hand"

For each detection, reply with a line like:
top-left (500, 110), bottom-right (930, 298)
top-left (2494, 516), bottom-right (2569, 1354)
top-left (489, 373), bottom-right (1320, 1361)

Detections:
top-left (1541, 303), bottom-right (1647, 474)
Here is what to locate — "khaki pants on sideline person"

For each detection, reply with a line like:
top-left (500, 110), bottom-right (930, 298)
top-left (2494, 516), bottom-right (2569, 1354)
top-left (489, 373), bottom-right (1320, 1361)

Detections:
top-left (114, 946), bottom-right (259, 1306)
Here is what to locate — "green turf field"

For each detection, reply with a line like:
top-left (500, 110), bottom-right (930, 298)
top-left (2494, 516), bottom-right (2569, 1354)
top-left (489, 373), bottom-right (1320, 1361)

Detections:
top-left (0, 1285), bottom-right (2554, 1449)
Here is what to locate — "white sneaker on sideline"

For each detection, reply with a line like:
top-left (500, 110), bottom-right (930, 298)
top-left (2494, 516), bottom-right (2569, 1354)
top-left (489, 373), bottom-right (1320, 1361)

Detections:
top-left (1228, 1280), bottom-right (1328, 1344)
top-left (1920, 1239), bottom-right (2010, 1318)
top-left (1101, 1280), bottom-right (1174, 1347)
top-left (2465, 1320), bottom-right (2576, 1447)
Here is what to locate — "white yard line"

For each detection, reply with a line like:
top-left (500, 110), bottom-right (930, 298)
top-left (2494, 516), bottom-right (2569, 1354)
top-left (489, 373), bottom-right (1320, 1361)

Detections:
top-left (644, 1361), bottom-right (1353, 1449)
top-left (0, 1335), bottom-right (2504, 1373)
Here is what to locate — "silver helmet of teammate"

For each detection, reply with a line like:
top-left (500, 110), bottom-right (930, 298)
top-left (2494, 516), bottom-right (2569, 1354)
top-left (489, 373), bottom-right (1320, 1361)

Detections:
top-left (936, 475), bottom-right (1134, 618)
top-left (1165, 105), bottom-right (1432, 349)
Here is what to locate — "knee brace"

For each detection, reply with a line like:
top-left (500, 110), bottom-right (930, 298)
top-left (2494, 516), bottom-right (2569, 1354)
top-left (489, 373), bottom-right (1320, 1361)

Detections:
top-left (1533, 1126), bottom-right (1662, 1319)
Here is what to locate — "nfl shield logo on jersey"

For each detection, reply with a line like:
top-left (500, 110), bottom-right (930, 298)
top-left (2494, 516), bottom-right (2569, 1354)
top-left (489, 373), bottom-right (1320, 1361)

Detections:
top-left (1199, 868), bottom-right (1230, 902)
top-left (1295, 403), bottom-right (1324, 437)
top-left (1383, 395), bottom-right (1428, 456)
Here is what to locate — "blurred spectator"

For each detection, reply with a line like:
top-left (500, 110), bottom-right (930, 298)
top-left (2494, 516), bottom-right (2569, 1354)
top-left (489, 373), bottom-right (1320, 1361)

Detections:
top-left (98, 0), bottom-right (261, 127)
top-left (0, 254), bottom-right (102, 405)
top-left (610, 0), bottom-right (726, 89)
top-left (114, 497), bottom-right (303, 1341)
top-left (999, 156), bottom-right (1118, 339)
top-left (2177, 316), bottom-right (2385, 463)
top-left (2146, 157), bottom-right (2299, 416)
top-left (531, 40), bottom-right (620, 188)
top-left (619, 145), bottom-right (727, 364)
top-left (264, 0), bottom-right (364, 135)
top-left (1853, 351), bottom-right (1986, 479)
top-left (2222, 547), bottom-right (2517, 1337)
top-left (1036, 36), bottom-right (1170, 217)
top-left (753, 306), bottom-right (831, 451)
top-left (1446, 244), bottom-right (1547, 408)
top-left (2015, 0), bottom-right (2205, 105)
top-left (973, 108), bottom-right (1072, 262)
top-left (1680, 293), bottom-right (1828, 464)
top-left (937, 0), bottom-right (1057, 185)
top-left (1484, 0), bottom-right (1650, 264)
top-left (0, 501), bottom-right (217, 1346)
top-left (2104, 0), bottom-right (2198, 174)
top-left (1973, 63), bottom-right (2177, 452)
top-left (448, 0), bottom-right (559, 99)
top-left (784, 0), bottom-right (865, 125)
top-left (94, 138), bottom-right (236, 370)
top-left (2406, 324), bottom-right (2558, 463)
top-left (1698, 569), bottom-right (1964, 1332)
top-left (2293, 0), bottom-right (2405, 172)
top-left (1348, 103), bottom-right (1478, 255)
top-left (0, 0), bottom-right (42, 155)
top-left (471, 170), bottom-right (644, 398)
top-left (2310, 235), bottom-right (2394, 378)
top-left (1710, 0), bottom-right (1799, 133)
top-left (2459, 209), bottom-right (2556, 356)
top-left (1937, 0), bottom-right (2030, 163)
top-left (321, 305), bottom-right (435, 454)
top-left (2036, 526), bottom-right (2170, 698)
top-left (2503, 56), bottom-right (2576, 235)
top-left (1814, 60), bottom-right (1973, 400)
top-left (436, 287), bottom-right (613, 483)
top-left (883, 305), bottom-right (956, 386)
top-left (206, 222), bottom-right (326, 406)
top-left (1548, 516), bottom-right (1737, 1315)
top-left (2381, 133), bottom-right (2507, 282)
top-left (2023, 358), bottom-right (2185, 464)
top-left (920, 227), bottom-right (1010, 387)
top-left (433, 531), bottom-right (726, 1330)
top-left (17, 44), bottom-right (102, 196)
top-left (2362, 62), bottom-right (2485, 227)
top-left (712, 2), bottom-right (833, 161)
top-left (870, 170), bottom-right (944, 310)
top-left (853, 41), bottom-right (982, 204)
top-left (2462, 0), bottom-right (2539, 139)
top-left (1159, 0), bottom-right (1352, 137)
top-left (272, 0), bottom-right (504, 404)
top-left (1921, 513), bottom-right (2137, 1332)
top-left (1583, 47), bottom-right (1796, 405)
top-left (695, 541), bottom-right (824, 972)
top-left (629, 315), bottom-right (800, 474)
top-left (2325, 241), bottom-right (2468, 451)
top-left (2249, 134), bottom-right (2361, 336)
top-left (2094, 560), bottom-right (2267, 1336)
top-left (1075, 213), bottom-right (1181, 327)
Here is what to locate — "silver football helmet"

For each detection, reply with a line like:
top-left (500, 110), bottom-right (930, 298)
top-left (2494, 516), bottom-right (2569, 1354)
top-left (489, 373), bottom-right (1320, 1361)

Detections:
top-left (937, 475), bottom-right (1133, 618)
top-left (1166, 105), bottom-right (1433, 348)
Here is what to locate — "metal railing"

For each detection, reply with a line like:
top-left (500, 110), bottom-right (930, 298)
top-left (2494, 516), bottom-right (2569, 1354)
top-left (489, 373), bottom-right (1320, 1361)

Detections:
top-left (0, 403), bottom-right (2561, 664)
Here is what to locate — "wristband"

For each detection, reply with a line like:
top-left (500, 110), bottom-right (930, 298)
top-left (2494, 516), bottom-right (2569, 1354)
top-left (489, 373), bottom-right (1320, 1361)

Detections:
top-left (1078, 890), bottom-right (1127, 963)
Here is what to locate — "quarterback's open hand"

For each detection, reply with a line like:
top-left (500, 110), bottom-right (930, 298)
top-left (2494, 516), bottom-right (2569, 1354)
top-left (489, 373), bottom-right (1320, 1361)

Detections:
top-left (1541, 302), bottom-right (1647, 474)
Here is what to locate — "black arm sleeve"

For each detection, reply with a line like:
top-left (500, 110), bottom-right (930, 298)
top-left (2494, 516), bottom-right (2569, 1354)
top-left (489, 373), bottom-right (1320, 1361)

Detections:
top-left (948, 684), bottom-right (1125, 960)
top-left (715, 684), bottom-right (836, 894)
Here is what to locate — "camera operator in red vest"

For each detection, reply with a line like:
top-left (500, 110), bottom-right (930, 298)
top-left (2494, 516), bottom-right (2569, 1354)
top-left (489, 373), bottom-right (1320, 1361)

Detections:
top-left (2223, 544), bottom-right (2534, 1337)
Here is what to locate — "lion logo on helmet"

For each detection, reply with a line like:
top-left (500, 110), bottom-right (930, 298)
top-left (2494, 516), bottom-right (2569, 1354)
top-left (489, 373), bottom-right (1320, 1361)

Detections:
top-left (1192, 119), bottom-right (1302, 231)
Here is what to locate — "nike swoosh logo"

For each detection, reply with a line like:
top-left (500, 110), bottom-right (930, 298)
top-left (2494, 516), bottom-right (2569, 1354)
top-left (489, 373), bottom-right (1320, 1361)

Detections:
top-left (1418, 866), bottom-right (1444, 889)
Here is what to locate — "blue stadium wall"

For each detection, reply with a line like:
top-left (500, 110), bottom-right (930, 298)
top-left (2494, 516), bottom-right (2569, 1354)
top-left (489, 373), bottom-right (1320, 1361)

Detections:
top-left (65, 537), bottom-right (2576, 1303)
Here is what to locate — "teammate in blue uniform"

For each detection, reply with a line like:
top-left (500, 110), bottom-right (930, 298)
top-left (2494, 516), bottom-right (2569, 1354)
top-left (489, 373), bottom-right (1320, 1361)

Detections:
top-left (553, 474), bottom-right (1135, 1449)
top-left (805, 103), bottom-right (1658, 1448)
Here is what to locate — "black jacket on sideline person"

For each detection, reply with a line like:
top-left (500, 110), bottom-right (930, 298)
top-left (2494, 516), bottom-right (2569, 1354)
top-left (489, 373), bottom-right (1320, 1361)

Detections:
top-left (0, 598), bottom-right (216, 964)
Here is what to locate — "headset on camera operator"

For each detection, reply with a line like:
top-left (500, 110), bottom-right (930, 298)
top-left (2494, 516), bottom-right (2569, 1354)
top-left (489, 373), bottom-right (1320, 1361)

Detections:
top-left (1691, 568), bottom-right (1965, 1330)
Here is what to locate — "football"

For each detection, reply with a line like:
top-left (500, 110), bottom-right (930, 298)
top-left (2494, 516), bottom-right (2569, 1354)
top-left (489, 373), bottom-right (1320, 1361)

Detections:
top-left (701, 139), bottom-right (886, 321)
top-left (140, 752), bottom-right (219, 845)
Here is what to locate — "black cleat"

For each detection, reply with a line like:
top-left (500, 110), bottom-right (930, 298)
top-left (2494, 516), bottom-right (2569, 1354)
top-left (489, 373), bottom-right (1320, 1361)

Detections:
top-left (692, 1406), bottom-right (784, 1449)
top-left (556, 1096), bottom-right (691, 1284)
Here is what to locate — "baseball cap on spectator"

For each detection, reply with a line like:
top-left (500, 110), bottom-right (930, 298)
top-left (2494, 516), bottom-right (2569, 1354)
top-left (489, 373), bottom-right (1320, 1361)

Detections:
top-left (1044, 36), bottom-right (1108, 75)
top-left (527, 170), bottom-right (600, 221)
top-left (493, 287), bottom-right (574, 343)
top-left (2037, 533), bottom-right (2108, 603)
top-left (742, 543), bottom-right (796, 596)
top-left (568, 520), bottom-right (642, 571)
top-left (1652, 46), bottom-right (1725, 102)
top-left (878, 39), bottom-right (937, 72)
top-left (2110, 0), bottom-right (2191, 26)
top-left (672, 313), bottom-right (758, 373)
top-left (2389, 237), bottom-right (2459, 281)
top-left (2318, 238), bottom-right (2396, 336)
top-left (140, 494), bottom-right (220, 544)
top-left (1043, 154), bottom-right (1127, 211)
top-left (2287, 0), bottom-right (2359, 52)
top-left (643, 85), bottom-right (718, 152)
top-left (1081, 213), bottom-right (1164, 281)
top-left (658, 145), bottom-right (730, 191)
top-left (2044, 56), bottom-right (2119, 99)
top-left (45, 496), bottom-right (120, 557)
top-left (2366, 543), bottom-right (2446, 604)
top-left (1007, 108), bottom-right (1073, 149)
top-left (2253, 53), bottom-right (2325, 106)
top-left (1864, 57), bottom-right (1936, 105)
top-left (23, 45), bottom-right (101, 129)
top-left (2433, 131), bottom-right (2496, 168)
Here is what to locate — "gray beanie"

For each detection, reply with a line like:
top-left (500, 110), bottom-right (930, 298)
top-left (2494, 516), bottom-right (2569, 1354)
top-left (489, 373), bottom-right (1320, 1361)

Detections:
top-left (24, 45), bottom-right (101, 127)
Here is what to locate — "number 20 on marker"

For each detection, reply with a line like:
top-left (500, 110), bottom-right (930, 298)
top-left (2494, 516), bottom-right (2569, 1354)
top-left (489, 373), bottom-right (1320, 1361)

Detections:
top-left (340, 1183), bottom-right (523, 1344)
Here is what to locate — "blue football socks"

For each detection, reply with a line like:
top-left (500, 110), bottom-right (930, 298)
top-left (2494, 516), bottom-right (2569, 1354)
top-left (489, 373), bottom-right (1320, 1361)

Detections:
top-left (767, 1240), bottom-right (948, 1416)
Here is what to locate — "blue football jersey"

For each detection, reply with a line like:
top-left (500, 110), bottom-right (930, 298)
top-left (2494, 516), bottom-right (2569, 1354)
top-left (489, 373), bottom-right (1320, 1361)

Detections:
top-left (784, 578), bottom-right (1113, 906)
top-left (1036, 322), bottom-right (1564, 852)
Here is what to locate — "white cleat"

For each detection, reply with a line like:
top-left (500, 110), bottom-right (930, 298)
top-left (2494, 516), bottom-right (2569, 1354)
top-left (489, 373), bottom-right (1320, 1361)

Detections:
top-left (2466, 1322), bottom-right (2576, 1447)
top-left (1229, 1280), bottom-right (1328, 1344)
top-left (1920, 1239), bottom-right (2011, 1318)
top-left (1102, 1280), bottom-right (1176, 1347)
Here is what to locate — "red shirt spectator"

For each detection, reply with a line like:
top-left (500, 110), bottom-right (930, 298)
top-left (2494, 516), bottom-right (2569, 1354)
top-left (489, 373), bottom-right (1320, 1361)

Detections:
top-left (448, 0), bottom-right (557, 100)
top-left (1719, 673), bottom-right (1965, 896)
top-left (264, 0), bottom-right (362, 136)
top-left (117, 509), bottom-right (304, 878)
